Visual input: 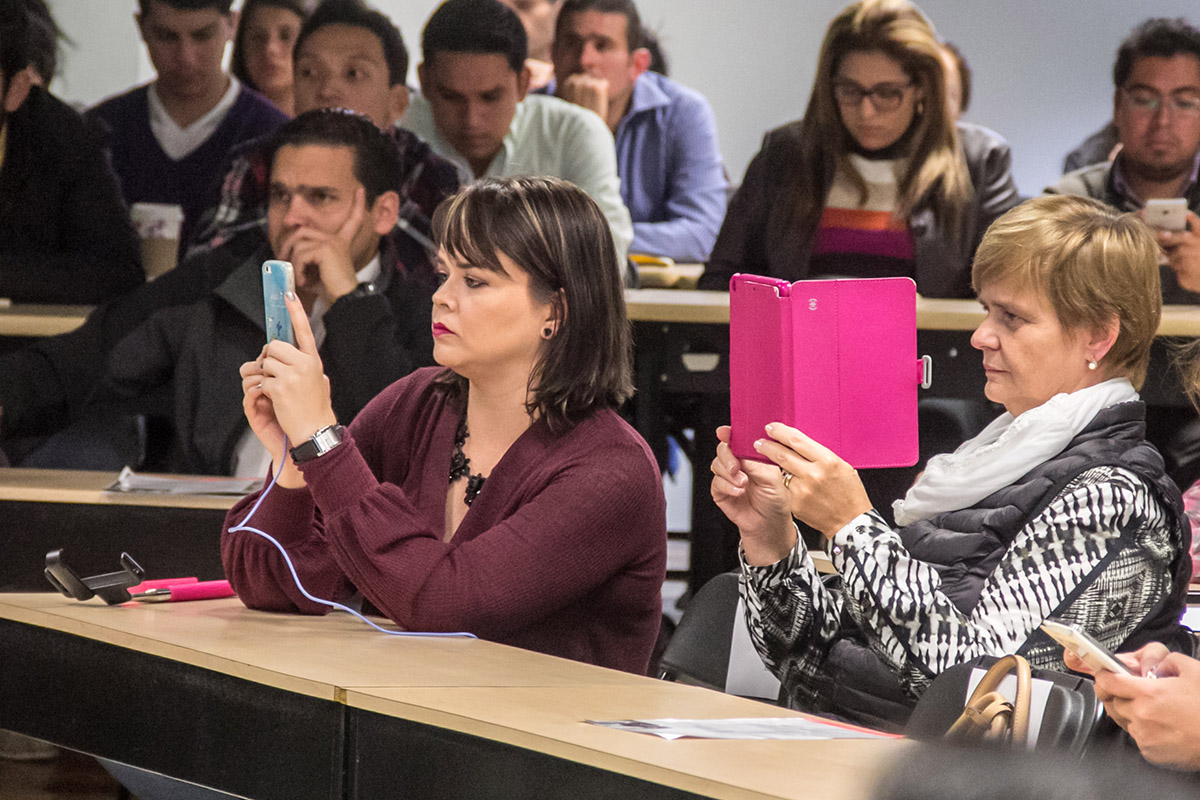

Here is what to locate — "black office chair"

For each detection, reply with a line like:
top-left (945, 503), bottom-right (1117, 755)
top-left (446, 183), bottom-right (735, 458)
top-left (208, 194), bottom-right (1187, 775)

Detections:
top-left (658, 572), bottom-right (748, 693)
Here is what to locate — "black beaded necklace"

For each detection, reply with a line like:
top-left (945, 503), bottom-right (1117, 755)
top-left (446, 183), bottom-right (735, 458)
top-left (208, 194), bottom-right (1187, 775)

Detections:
top-left (449, 420), bottom-right (486, 506)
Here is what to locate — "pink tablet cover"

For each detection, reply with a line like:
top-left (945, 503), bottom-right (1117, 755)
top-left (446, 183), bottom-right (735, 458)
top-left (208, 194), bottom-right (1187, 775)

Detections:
top-left (730, 275), bottom-right (920, 468)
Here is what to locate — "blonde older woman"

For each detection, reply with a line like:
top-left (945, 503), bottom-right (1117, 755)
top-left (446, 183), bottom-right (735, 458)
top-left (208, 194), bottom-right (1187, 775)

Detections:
top-left (711, 195), bottom-right (1193, 729)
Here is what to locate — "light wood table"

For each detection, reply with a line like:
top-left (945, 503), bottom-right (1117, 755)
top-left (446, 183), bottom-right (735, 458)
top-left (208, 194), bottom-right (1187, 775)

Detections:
top-left (625, 289), bottom-right (1200, 336)
top-left (348, 682), bottom-right (902, 800)
top-left (0, 303), bottom-right (90, 337)
top-left (0, 592), bottom-right (905, 800)
top-left (0, 469), bottom-right (239, 591)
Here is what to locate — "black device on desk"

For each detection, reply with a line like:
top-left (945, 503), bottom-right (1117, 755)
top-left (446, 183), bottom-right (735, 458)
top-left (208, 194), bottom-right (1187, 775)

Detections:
top-left (44, 549), bottom-right (145, 605)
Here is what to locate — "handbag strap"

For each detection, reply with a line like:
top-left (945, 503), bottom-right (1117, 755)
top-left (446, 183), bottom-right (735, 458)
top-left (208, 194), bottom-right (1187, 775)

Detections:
top-left (956, 655), bottom-right (1033, 745)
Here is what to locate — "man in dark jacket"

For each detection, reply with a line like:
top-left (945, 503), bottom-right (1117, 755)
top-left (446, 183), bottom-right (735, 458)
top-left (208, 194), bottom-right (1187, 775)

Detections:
top-left (4, 110), bottom-right (437, 474)
top-left (0, 0), bottom-right (142, 304)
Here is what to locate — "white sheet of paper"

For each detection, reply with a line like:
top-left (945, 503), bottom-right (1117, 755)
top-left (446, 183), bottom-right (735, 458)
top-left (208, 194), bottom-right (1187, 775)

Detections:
top-left (108, 466), bottom-right (263, 496)
top-left (965, 666), bottom-right (1053, 748)
top-left (585, 716), bottom-right (894, 740)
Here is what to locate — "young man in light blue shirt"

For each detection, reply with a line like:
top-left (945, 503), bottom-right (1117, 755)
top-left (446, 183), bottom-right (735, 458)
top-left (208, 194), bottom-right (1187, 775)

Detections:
top-left (552, 0), bottom-right (726, 262)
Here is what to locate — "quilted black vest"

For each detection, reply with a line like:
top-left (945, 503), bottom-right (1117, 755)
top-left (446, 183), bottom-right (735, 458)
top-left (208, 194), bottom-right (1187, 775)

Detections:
top-left (814, 401), bottom-right (1192, 730)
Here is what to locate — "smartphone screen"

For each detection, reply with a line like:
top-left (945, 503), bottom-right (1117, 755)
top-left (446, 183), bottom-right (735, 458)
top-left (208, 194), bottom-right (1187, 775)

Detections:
top-left (262, 260), bottom-right (295, 346)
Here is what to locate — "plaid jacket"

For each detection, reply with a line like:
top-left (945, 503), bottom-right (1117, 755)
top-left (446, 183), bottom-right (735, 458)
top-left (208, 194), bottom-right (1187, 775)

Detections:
top-left (189, 126), bottom-right (460, 259)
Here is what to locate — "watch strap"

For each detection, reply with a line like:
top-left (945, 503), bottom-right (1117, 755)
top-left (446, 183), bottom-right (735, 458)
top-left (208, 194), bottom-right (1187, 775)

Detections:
top-left (289, 424), bottom-right (345, 465)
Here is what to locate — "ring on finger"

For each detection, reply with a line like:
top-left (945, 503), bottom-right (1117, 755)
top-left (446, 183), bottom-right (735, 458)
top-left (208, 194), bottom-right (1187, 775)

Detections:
top-left (781, 470), bottom-right (793, 490)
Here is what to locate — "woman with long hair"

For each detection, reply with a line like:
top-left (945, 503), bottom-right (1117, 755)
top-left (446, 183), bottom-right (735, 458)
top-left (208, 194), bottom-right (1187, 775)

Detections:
top-left (699, 0), bottom-right (1019, 299)
top-left (231, 0), bottom-right (307, 116)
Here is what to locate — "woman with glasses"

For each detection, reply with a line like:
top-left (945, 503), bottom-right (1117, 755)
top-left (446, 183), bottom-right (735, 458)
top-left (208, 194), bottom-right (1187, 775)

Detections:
top-left (698, 0), bottom-right (1020, 299)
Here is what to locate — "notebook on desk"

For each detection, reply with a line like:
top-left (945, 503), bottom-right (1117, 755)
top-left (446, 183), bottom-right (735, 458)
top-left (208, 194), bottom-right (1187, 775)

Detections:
top-left (729, 274), bottom-right (929, 468)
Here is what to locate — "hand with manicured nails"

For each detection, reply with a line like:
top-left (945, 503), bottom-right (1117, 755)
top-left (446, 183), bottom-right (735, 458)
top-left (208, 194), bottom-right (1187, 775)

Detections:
top-left (709, 425), bottom-right (796, 565)
top-left (750, 422), bottom-right (873, 540)
top-left (240, 292), bottom-right (336, 487)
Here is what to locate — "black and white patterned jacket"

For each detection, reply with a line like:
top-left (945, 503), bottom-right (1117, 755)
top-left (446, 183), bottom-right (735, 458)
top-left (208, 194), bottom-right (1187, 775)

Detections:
top-left (741, 401), bottom-right (1192, 729)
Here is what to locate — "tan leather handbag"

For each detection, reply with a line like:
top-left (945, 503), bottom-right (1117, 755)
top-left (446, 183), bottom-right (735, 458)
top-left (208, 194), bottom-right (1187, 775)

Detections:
top-left (944, 654), bottom-right (1031, 746)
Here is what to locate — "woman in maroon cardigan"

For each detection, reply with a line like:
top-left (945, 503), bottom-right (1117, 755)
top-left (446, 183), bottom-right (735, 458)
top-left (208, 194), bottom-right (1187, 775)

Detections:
top-left (222, 176), bottom-right (667, 673)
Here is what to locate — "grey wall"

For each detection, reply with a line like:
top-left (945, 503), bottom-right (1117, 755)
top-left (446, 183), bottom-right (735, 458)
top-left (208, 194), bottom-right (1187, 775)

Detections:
top-left (46, 0), bottom-right (1200, 195)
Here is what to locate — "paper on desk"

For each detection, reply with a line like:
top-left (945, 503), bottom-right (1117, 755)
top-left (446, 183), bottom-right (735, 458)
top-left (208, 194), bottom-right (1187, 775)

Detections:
top-left (108, 466), bottom-right (262, 496)
top-left (585, 717), bottom-right (896, 740)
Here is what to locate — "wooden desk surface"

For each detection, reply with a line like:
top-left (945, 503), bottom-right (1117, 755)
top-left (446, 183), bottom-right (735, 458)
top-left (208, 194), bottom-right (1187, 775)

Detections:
top-left (349, 682), bottom-right (905, 800)
top-left (0, 592), bottom-right (906, 800)
top-left (0, 303), bottom-right (90, 337)
top-left (0, 593), bottom-right (646, 700)
top-left (0, 468), bottom-right (240, 510)
top-left (625, 289), bottom-right (1200, 336)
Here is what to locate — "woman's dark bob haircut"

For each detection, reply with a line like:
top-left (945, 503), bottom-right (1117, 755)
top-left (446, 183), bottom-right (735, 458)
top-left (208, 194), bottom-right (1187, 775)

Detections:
top-left (432, 176), bottom-right (633, 430)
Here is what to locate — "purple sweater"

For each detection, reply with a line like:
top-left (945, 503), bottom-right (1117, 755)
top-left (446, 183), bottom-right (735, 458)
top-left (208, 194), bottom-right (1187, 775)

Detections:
top-left (86, 83), bottom-right (287, 248)
top-left (221, 368), bottom-right (667, 674)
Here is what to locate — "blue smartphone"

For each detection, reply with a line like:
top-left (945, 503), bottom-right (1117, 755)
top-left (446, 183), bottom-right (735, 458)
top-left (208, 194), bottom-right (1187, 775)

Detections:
top-left (262, 259), bottom-right (295, 345)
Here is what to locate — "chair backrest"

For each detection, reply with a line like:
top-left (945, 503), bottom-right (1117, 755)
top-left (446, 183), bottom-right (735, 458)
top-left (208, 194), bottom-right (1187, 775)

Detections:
top-left (658, 572), bottom-right (780, 700)
top-left (906, 654), bottom-right (1100, 756)
top-left (658, 572), bottom-right (739, 692)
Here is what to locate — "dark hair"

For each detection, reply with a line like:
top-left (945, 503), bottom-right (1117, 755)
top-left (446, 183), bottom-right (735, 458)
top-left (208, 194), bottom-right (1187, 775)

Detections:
top-left (0, 0), bottom-right (28, 83)
top-left (266, 108), bottom-right (402, 205)
top-left (556, 0), bottom-right (642, 50)
top-left (642, 27), bottom-right (668, 75)
top-left (230, 0), bottom-right (307, 91)
top-left (941, 40), bottom-right (970, 113)
top-left (137, 0), bottom-right (234, 14)
top-left (793, 1), bottom-right (970, 244)
top-left (22, 0), bottom-right (65, 87)
top-left (294, 0), bottom-right (409, 88)
top-left (422, 0), bottom-right (527, 74)
top-left (432, 176), bottom-right (632, 430)
top-left (1114, 17), bottom-right (1200, 88)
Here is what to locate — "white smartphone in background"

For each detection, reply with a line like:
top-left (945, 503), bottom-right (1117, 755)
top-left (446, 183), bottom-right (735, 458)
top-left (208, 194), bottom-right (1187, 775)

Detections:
top-left (1145, 198), bottom-right (1188, 231)
top-left (262, 260), bottom-right (295, 346)
top-left (1040, 618), bottom-right (1136, 675)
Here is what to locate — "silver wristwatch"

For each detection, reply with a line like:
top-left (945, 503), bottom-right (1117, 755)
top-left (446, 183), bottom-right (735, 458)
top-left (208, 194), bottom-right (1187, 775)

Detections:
top-left (289, 424), bottom-right (345, 464)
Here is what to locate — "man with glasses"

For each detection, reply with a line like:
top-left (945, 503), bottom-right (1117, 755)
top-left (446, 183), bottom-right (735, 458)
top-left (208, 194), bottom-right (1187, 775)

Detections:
top-left (1046, 17), bottom-right (1200, 511)
top-left (1046, 17), bottom-right (1200, 301)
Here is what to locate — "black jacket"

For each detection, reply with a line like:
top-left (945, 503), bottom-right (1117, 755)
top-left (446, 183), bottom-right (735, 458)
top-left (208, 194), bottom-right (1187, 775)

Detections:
top-left (699, 122), bottom-right (1021, 298)
top-left (100, 235), bottom-right (436, 475)
top-left (0, 87), bottom-right (142, 303)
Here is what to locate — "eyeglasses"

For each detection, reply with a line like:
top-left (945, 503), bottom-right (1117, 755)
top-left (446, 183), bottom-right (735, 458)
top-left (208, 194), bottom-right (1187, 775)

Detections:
top-left (833, 80), bottom-right (914, 112)
top-left (1121, 87), bottom-right (1200, 117)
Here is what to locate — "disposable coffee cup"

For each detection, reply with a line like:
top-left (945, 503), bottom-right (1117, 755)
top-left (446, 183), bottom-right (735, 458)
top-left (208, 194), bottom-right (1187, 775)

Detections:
top-left (130, 203), bottom-right (184, 280)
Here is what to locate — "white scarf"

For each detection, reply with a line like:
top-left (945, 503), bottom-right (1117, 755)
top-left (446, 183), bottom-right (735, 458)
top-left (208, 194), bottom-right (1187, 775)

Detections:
top-left (892, 378), bottom-right (1139, 526)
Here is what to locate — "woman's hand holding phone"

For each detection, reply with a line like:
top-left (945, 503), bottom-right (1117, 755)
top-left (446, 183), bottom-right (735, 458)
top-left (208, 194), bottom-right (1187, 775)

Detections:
top-left (240, 292), bottom-right (337, 487)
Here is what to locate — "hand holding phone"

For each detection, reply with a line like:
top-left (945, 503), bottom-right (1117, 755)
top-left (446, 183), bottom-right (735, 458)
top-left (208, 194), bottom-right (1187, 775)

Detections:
top-left (1041, 618), bottom-right (1136, 676)
top-left (1145, 198), bottom-right (1188, 232)
top-left (262, 260), bottom-right (296, 345)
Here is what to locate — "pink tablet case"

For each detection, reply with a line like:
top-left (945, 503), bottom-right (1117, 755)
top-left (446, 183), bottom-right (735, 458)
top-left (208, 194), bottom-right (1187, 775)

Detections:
top-left (729, 274), bottom-right (924, 468)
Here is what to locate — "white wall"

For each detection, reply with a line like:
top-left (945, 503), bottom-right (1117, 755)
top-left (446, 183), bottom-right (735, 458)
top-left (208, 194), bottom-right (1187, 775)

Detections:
top-left (45, 0), bottom-right (1200, 194)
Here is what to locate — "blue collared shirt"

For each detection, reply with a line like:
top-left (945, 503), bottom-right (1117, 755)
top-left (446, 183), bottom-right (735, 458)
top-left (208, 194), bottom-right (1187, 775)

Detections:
top-left (614, 71), bottom-right (727, 262)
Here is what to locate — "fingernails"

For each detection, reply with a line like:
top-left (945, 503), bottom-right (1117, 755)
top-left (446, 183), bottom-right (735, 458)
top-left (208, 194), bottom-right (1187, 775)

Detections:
top-left (764, 423), bottom-right (776, 434)
top-left (753, 439), bottom-right (764, 450)
top-left (286, 291), bottom-right (297, 301)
